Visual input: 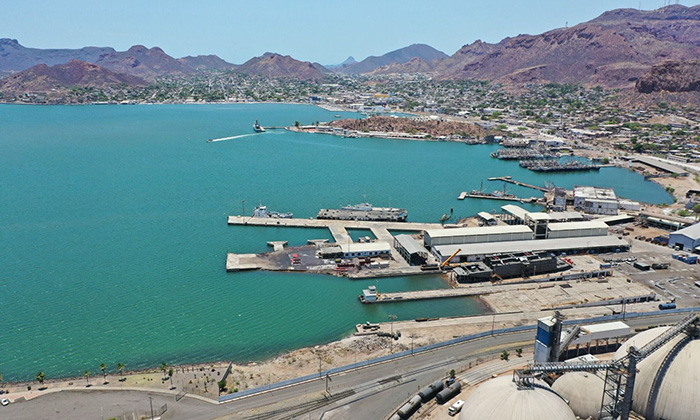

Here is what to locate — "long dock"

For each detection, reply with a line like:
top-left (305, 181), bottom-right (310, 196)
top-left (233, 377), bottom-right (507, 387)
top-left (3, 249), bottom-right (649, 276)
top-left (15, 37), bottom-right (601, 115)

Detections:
top-left (366, 288), bottom-right (491, 303)
top-left (487, 176), bottom-right (550, 192)
top-left (227, 216), bottom-right (441, 239)
top-left (456, 193), bottom-right (540, 203)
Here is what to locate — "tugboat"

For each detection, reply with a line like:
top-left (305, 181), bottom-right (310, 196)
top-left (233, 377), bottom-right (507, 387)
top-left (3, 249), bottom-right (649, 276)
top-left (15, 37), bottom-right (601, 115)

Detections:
top-left (253, 120), bottom-right (266, 133)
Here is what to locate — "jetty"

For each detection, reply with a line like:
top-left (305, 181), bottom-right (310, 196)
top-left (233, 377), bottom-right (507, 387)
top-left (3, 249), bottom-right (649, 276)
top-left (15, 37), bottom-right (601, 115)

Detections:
top-left (457, 192), bottom-right (540, 203)
top-left (226, 216), bottom-right (442, 272)
top-left (487, 176), bottom-right (550, 192)
top-left (360, 286), bottom-right (492, 304)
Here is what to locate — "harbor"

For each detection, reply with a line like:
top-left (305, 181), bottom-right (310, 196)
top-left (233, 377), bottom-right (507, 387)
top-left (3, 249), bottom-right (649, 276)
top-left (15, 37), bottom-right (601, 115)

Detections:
top-left (457, 191), bottom-right (541, 203)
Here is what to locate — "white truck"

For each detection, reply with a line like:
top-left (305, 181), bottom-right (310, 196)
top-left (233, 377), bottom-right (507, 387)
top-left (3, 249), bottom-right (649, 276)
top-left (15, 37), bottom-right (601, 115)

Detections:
top-left (448, 399), bottom-right (464, 416)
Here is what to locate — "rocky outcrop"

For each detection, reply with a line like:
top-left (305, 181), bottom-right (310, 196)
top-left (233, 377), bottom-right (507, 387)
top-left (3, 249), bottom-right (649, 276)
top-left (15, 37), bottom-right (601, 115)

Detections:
top-left (636, 60), bottom-right (700, 93)
top-left (236, 53), bottom-right (328, 80)
top-left (335, 44), bottom-right (448, 74)
top-left (0, 59), bottom-right (148, 93)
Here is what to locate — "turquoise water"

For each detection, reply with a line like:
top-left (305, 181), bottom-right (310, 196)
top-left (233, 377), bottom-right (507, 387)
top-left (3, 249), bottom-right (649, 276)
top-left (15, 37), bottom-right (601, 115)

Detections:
top-left (0, 104), bottom-right (671, 381)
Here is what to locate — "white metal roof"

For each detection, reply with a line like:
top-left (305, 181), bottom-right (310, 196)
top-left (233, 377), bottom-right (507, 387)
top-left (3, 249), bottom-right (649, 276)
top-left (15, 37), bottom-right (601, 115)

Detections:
top-left (501, 204), bottom-right (529, 220)
top-left (526, 212), bottom-right (550, 221)
top-left (596, 214), bottom-right (635, 224)
top-left (434, 236), bottom-right (627, 257)
top-left (546, 221), bottom-right (609, 231)
top-left (670, 222), bottom-right (700, 240)
top-left (339, 242), bottom-right (391, 253)
top-left (477, 211), bottom-right (495, 221)
top-left (425, 224), bottom-right (532, 239)
top-left (394, 234), bottom-right (427, 255)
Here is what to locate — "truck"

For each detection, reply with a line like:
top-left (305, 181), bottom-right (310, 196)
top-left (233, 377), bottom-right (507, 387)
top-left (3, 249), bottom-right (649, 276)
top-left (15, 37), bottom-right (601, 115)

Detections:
top-left (448, 400), bottom-right (465, 416)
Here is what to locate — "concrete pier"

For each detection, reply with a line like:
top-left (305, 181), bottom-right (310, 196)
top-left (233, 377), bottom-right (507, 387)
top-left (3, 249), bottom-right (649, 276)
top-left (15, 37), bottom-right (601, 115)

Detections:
top-left (487, 176), bottom-right (550, 192)
top-left (365, 287), bottom-right (491, 303)
top-left (456, 193), bottom-right (540, 203)
top-left (267, 241), bottom-right (288, 251)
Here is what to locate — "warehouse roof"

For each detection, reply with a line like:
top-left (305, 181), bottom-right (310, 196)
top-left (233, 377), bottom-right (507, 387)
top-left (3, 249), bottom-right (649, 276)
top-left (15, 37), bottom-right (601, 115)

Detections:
top-left (546, 221), bottom-right (609, 231)
top-left (434, 236), bottom-right (627, 258)
top-left (425, 224), bottom-right (532, 239)
top-left (670, 222), bottom-right (700, 240)
top-left (394, 234), bottom-right (427, 255)
top-left (339, 242), bottom-right (391, 253)
top-left (597, 214), bottom-right (635, 225)
top-left (477, 211), bottom-right (495, 221)
top-left (501, 204), bottom-right (529, 220)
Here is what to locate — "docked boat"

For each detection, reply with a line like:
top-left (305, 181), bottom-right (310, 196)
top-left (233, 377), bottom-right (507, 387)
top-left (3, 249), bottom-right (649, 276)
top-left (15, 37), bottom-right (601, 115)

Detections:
top-left (253, 120), bottom-right (266, 133)
top-left (318, 203), bottom-right (408, 222)
top-left (252, 205), bottom-right (293, 218)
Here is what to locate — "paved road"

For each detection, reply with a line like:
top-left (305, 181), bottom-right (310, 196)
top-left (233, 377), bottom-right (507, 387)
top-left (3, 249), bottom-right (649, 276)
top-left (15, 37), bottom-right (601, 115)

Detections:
top-left (4, 311), bottom-right (692, 420)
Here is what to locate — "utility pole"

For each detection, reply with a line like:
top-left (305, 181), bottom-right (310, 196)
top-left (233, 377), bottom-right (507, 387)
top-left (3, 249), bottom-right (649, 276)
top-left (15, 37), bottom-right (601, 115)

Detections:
top-left (241, 199), bottom-right (245, 216)
top-left (388, 314), bottom-right (397, 353)
top-left (491, 314), bottom-right (496, 336)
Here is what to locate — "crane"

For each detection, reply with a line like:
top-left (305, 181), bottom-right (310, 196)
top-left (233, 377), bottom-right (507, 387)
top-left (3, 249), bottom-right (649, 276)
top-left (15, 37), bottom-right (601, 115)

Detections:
top-left (513, 312), bottom-right (699, 420)
top-left (440, 248), bottom-right (462, 269)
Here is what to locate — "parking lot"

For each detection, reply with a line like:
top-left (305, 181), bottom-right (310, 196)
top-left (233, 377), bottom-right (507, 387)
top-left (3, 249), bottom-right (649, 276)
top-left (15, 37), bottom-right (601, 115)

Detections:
top-left (603, 237), bottom-right (700, 307)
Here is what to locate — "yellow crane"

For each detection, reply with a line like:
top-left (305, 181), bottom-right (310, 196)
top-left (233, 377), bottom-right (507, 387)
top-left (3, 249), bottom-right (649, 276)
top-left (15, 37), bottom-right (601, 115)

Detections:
top-left (440, 248), bottom-right (462, 268)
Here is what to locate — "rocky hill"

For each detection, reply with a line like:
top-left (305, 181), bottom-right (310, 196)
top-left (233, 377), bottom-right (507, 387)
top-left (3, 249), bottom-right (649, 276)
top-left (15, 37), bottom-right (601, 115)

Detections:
top-left (0, 39), bottom-right (234, 79)
top-left (636, 59), bottom-right (700, 93)
top-left (93, 45), bottom-right (194, 81)
top-left (177, 54), bottom-right (237, 71)
top-left (0, 38), bottom-right (115, 77)
top-left (236, 53), bottom-right (328, 80)
top-left (0, 59), bottom-right (148, 94)
top-left (381, 5), bottom-right (700, 88)
top-left (335, 44), bottom-right (448, 74)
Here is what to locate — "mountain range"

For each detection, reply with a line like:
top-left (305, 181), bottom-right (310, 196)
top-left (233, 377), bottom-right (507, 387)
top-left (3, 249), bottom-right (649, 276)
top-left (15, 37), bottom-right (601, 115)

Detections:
top-left (1, 5), bottom-right (700, 91)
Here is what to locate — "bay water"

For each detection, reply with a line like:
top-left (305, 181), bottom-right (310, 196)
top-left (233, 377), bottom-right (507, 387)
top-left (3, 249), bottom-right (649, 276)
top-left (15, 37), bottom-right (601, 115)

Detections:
top-left (0, 103), bottom-right (672, 381)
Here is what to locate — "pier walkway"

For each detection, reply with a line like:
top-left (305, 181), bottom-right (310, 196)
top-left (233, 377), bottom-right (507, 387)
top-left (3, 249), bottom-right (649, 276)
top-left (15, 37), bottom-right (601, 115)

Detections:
top-left (456, 193), bottom-right (540, 203)
top-left (367, 287), bottom-right (491, 303)
top-left (488, 176), bottom-right (550, 192)
top-left (227, 216), bottom-right (441, 242)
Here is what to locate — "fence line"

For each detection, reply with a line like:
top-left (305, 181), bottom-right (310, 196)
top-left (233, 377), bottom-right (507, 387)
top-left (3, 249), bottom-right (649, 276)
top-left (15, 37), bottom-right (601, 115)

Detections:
top-left (218, 307), bottom-right (699, 403)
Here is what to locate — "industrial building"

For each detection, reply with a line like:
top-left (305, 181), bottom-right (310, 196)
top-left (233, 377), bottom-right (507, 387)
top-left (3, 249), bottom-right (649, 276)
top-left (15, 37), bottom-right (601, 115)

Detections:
top-left (393, 234), bottom-right (429, 265)
top-left (451, 262), bottom-right (493, 283)
top-left (552, 372), bottom-right (605, 420)
top-left (423, 225), bottom-right (533, 247)
top-left (668, 222), bottom-right (700, 251)
top-left (432, 236), bottom-right (629, 263)
top-left (338, 242), bottom-right (391, 258)
top-left (573, 186), bottom-right (619, 215)
top-left (546, 220), bottom-right (609, 239)
top-left (484, 251), bottom-right (558, 279)
top-left (611, 326), bottom-right (700, 420)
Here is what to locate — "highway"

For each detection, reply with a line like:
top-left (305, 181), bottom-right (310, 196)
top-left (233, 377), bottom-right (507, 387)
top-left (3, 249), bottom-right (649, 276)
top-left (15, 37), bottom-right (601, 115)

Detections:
top-left (4, 310), bottom-right (694, 420)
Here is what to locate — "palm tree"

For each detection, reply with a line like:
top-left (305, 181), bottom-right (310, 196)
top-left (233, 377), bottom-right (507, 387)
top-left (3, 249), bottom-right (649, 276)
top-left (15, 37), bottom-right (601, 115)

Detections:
top-left (160, 362), bottom-right (168, 381)
top-left (116, 363), bottom-right (125, 382)
top-left (99, 363), bottom-right (108, 384)
top-left (83, 370), bottom-right (91, 387)
top-left (168, 368), bottom-right (175, 390)
top-left (36, 371), bottom-right (46, 389)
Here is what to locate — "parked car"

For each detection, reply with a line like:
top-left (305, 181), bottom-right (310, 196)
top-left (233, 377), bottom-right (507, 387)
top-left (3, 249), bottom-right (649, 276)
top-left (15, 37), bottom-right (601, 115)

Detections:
top-left (1, 398), bottom-right (10, 406)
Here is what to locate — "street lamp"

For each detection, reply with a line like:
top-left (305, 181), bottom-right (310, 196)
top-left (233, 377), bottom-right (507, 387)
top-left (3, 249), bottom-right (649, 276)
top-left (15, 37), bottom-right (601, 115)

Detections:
top-left (242, 199), bottom-right (245, 216)
top-left (388, 314), bottom-right (397, 353)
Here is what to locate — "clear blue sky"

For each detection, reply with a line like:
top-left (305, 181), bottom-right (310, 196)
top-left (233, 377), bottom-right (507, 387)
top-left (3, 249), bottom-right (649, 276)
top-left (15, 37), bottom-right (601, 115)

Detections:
top-left (2, 0), bottom-right (698, 65)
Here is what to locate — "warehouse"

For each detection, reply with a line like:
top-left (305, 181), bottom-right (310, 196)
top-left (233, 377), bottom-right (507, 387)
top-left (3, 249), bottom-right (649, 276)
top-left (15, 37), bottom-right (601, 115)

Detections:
top-left (546, 221), bottom-right (609, 239)
top-left (432, 236), bottom-right (629, 262)
top-left (338, 242), bottom-right (391, 258)
top-left (669, 222), bottom-right (700, 251)
top-left (423, 225), bottom-right (533, 247)
top-left (393, 234), bottom-right (429, 265)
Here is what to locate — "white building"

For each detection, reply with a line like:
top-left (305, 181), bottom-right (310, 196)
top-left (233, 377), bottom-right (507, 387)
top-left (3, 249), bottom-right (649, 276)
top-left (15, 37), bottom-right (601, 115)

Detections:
top-left (339, 242), bottom-right (391, 258)
top-left (423, 225), bottom-right (533, 247)
top-left (669, 223), bottom-right (700, 251)
top-left (573, 186), bottom-right (618, 215)
top-left (546, 221), bottom-right (609, 239)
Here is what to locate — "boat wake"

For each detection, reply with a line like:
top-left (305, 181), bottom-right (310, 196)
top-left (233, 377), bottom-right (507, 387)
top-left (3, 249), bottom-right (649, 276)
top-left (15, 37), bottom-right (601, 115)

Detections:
top-left (208, 133), bottom-right (261, 142)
